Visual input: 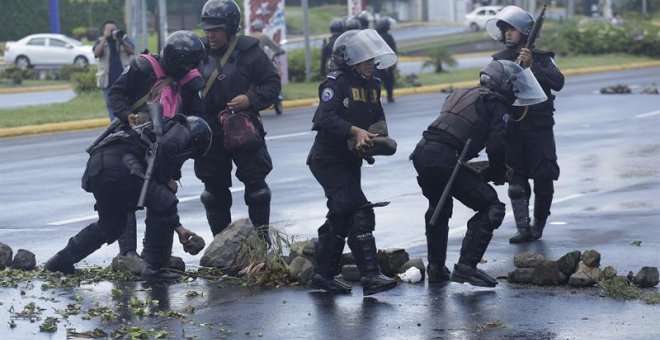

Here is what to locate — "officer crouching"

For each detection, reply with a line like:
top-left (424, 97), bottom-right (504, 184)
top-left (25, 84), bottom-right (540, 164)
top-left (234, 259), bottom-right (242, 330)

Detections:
top-left (44, 115), bottom-right (212, 281)
top-left (308, 29), bottom-right (398, 296)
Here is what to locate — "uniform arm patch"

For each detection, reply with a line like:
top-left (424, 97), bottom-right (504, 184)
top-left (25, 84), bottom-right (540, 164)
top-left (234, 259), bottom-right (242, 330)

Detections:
top-left (321, 88), bottom-right (334, 102)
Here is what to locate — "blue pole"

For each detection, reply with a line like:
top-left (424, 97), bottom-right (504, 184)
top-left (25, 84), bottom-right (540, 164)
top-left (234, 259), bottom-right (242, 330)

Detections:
top-left (49, 0), bottom-right (61, 33)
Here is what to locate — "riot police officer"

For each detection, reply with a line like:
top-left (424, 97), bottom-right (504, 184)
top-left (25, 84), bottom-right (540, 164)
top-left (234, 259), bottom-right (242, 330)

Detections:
top-left (196, 0), bottom-right (281, 243)
top-left (308, 29), bottom-right (399, 296)
top-left (44, 115), bottom-right (213, 281)
top-left (106, 30), bottom-right (206, 258)
top-left (411, 60), bottom-right (547, 287)
top-left (354, 10), bottom-right (372, 29)
top-left (485, 6), bottom-right (565, 243)
top-left (321, 19), bottom-right (345, 77)
top-left (375, 16), bottom-right (397, 103)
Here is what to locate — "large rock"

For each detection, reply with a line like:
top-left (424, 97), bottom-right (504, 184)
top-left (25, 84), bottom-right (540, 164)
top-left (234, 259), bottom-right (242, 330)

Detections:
top-left (0, 242), bottom-right (13, 269)
top-left (507, 268), bottom-right (534, 284)
top-left (632, 267), bottom-right (659, 288)
top-left (531, 260), bottom-right (561, 286)
top-left (111, 254), bottom-right (145, 275)
top-left (568, 262), bottom-right (600, 287)
top-left (166, 256), bottom-right (186, 272)
top-left (399, 258), bottom-right (425, 281)
top-left (340, 252), bottom-right (354, 266)
top-left (341, 264), bottom-right (361, 282)
top-left (581, 249), bottom-right (601, 268)
top-left (556, 250), bottom-right (581, 276)
top-left (288, 257), bottom-right (313, 284)
top-left (514, 251), bottom-right (546, 268)
top-left (200, 219), bottom-right (267, 275)
top-left (11, 249), bottom-right (36, 271)
top-left (377, 248), bottom-right (410, 277)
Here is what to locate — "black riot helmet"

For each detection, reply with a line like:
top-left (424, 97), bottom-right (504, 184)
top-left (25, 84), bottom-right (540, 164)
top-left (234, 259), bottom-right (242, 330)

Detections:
top-left (344, 17), bottom-right (361, 31)
top-left (355, 10), bottom-right (372, 29)
top-left (329, 18), bottom-right (345, 35)
top-left (479, 60), bottom-right (547, 106)
top-left (485, 6), bottom-right (534, 48)
top-left (200, 0), bottom-right (241, 36)
top-left (185, 116), bottom-right (212, 159)
top-left (375, 17), bottom-right (392, 33)
top-left (161, 31), bottom-right (206, 80)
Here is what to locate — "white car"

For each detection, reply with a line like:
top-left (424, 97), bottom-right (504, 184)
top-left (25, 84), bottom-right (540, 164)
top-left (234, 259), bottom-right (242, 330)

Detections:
top-left (465, 6), bottom-right (503, 32)
top-left (3, 33), bottom-right (96, 69)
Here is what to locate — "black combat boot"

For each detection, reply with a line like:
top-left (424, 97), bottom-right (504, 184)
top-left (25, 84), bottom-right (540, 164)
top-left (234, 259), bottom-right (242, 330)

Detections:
top-left (451, 228), bottom-right (497, 287)
top-left (141, 265), bottom-right (181, 281)
top-left (348, 233), bottom-right (397, 296)
top-left (509, 197), bottom-right (533, 244)
top-left (531, 192), bottom-right (553, 240)
top-left (311, 222), bottom-right (351, 293)
top-left (117, 213), bottom-right (138, 256)
top-left (426, 218), bottom-right (451, 283)
top-left (44, 223), bottom-right (107, 274)
top-left (200, 190), bottom-right (232, 236)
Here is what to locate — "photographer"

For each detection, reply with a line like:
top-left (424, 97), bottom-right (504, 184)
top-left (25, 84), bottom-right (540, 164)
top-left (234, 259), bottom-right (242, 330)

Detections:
top-left (94, 20), bottom-right (135, 121)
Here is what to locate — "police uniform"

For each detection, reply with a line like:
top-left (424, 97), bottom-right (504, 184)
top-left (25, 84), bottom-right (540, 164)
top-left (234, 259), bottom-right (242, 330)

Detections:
top-left (195, 35), bottom-right (280, 236)
top-left (45, 120), bottom-right (194, 275)
top-left (308, 68), bottom-right (396, 295)
top-left (410, 86), bottom-right (508, 285)
top-left (492, 47), bottom-right (564, 239)
top-left (107, 54), bottom-right (205, 255)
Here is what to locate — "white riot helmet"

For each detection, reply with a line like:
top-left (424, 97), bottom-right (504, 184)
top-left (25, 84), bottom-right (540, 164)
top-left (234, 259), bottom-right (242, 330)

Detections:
top-left (480, 60), bottom-right (547, 106)
top-left (332, 29), bottom-right (397, 70)
top-left (485, 6), bottom-right (534, 45)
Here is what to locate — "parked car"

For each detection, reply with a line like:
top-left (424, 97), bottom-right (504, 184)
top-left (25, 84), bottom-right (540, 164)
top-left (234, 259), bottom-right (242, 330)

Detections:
top-left (465, 6), bottom-right (503, 32)
top-left (3, 33), bottom-right (95, 69)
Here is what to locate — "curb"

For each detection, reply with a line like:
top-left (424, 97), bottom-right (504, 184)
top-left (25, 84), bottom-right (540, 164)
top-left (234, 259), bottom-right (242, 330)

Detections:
top-left (0, 84), bottom-right (73, 95)
top-left (1, 61), bottom-right (659, 138)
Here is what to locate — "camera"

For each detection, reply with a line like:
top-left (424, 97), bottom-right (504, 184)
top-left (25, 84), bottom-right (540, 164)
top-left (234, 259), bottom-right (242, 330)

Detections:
top-left (112, 29), bottom-right (126, 40)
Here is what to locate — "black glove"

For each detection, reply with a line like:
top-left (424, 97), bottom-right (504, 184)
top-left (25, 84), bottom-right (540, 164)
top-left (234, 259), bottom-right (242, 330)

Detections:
top-left (483, 166), bottom-right (507, 185)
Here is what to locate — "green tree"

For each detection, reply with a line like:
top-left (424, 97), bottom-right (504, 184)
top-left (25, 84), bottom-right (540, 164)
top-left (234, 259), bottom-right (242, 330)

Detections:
top-left (69, 0), bottom-right (108, 28)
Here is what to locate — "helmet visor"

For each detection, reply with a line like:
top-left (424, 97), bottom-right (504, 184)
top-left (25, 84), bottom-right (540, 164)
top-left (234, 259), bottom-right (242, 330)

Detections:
top-left (334, 29), bottom-right (397, 69)
top-left (512, 67), bottom-right (547, 106)
top-left (485, 6), bottom-right (534, 41)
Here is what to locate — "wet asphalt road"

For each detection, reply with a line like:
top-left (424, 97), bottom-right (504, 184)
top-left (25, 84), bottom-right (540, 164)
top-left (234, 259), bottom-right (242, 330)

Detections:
top-left (1, 68), bottom-right (659, 339)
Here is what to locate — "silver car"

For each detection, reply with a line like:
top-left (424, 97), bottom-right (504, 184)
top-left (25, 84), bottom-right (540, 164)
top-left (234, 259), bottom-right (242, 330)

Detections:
top-left (3, 33), bottom-right (96, 69)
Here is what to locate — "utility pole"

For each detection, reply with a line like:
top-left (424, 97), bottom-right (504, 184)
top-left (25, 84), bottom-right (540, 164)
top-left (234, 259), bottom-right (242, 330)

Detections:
top-left (158, 0), bottom-right (169, 51)
top-left (49, 0), bottom-right (61, 34)
top-left (302, 0), bottom-right (312, 82)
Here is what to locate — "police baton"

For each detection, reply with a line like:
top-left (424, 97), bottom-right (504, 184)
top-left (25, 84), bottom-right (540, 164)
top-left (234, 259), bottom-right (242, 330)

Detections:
top-left (429, 139), bottom-right (472, 227)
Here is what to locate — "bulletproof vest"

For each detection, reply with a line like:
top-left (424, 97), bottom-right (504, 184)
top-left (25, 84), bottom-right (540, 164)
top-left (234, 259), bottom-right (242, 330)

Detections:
top-left (314, 71), bottom-right (382, 131)
top-left (200, 36), bottom-right (259, 115)
top-left (428, 87), bottom-right (491, 145)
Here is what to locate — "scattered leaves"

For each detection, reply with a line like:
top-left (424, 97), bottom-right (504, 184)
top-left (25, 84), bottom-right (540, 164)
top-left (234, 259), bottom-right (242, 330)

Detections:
top-left (476, 320), bottom-right (506, 333)
top-left (154, 330), bottom-right (170, 338)
top-left (39, 316), bottom-right (58, 333)
top-left (186, 290), bottom-right (202, 298)
top-left (67, 327), bottom-right (108, 339)
top-left (630, 240), bottom-right (642, 246)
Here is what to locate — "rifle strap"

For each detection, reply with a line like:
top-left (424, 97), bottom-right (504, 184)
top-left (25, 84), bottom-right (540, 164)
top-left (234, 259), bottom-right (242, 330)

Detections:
top-left (130, 78), bottom-right (173, 112)
top-left (512, 106), bottom-right (529, 122)
top-left (203, 36), bottom-right (239, 99)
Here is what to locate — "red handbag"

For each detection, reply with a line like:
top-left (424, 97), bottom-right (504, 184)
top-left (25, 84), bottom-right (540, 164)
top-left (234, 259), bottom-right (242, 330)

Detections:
top-left (217, 110), bottom-right (263, 152)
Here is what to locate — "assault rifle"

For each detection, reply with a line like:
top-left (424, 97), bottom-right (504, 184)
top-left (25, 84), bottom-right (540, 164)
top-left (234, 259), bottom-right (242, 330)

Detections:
top-left (429, 139), bottom-right (472, 227)
top-left (522, 3), bottom-right (547, 60)
top-left (85, 118), bottom-right (122, 154)
top-left (136, 102), bottom-right (164, 209)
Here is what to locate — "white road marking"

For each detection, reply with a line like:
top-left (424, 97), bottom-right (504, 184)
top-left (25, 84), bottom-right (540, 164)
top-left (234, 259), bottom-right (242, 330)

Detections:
top-left (448, 193), bottom-right (586, 237)
top-left (635, 110), bottom-right (660, 118)
top-left (265, 131), bottom-right (311, 140)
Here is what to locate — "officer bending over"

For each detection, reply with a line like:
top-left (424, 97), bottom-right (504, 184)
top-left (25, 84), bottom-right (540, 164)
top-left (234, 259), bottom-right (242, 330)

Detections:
top-left (411, 60), bottom-right (547, 287)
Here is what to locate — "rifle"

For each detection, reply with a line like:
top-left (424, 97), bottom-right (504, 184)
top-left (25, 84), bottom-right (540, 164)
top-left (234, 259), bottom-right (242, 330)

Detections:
top-left (429, 139), bottom-right (472, 227)
top-left (136, 102), bottom-right (164, 210)
top-left (85, 118), bottom-right (122, 154)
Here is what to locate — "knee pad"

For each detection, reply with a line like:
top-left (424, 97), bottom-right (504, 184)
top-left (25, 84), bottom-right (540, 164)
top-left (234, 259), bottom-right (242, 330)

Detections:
top-left (201, 188), bottom-right (232, 210)
top-left (351, 208), bottom-right (375, 234)
top-left (245, 185), bottom-right (271, 207)
top-left (146, 205), bottom-right (180, 231)
top-left (486, 202), bottom-right (506, 229)
top-left (533, 178), bottom-right (554, 195)
top-left (508, 183), bottom-right (529, 200)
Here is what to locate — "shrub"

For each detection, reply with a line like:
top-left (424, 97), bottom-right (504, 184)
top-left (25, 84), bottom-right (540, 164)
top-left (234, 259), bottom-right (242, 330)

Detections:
top-left (72, 26), bottom-right (87, 40)
top-left (59, 64), bottom-right (89, 81)
top-left (0, 65), bottom-right (35, 85)
top-left (72, 66), bottom-right (99, 93)
top-left (423, 46), bottom-right (457, 73)
top-left (287, 48), bottom-right (322, 82)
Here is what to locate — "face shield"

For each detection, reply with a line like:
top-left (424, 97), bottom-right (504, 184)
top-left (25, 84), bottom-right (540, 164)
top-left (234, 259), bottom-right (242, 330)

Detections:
top-left (485, 6), bottom-right (534, 41)
top-left (512, 67), bottom-right (547, 106)
top-left (333, 29), bottom-right (397, 69)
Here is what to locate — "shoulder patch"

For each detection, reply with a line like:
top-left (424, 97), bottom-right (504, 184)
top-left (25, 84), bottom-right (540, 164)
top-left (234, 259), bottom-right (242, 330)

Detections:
top-left (321, 88), bottom-right (334, 102)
